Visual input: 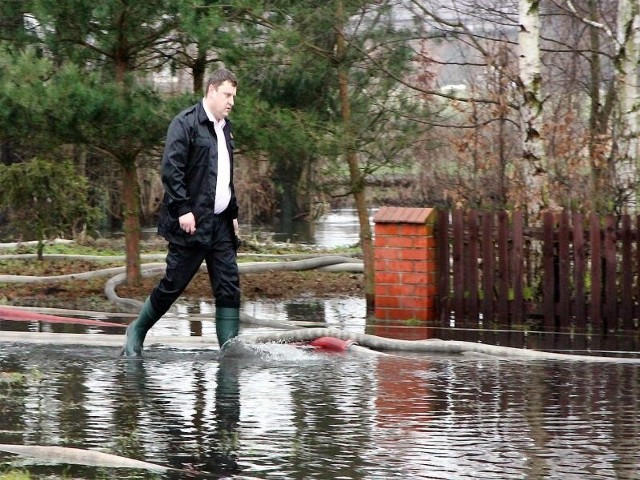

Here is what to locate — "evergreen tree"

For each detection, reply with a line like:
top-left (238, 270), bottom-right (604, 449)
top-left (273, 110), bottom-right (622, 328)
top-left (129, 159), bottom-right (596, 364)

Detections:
top-left (173, 0), bottom-right (239, 94)
top-left (22, 0), bottom-right (180, 286)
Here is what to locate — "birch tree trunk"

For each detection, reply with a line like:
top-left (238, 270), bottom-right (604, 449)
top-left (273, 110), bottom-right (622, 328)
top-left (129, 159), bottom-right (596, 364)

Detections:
top-left (616, 0), bottom-right (640, 206)
top-left (517, 0), bottom-right (549, 214)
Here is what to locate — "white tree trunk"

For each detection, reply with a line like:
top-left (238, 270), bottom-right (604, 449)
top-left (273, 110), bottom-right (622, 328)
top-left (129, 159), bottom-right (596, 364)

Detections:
top-left (518, 0), bottom-right (548, 213)
top-left (616, 0), bottom-right (640, 204)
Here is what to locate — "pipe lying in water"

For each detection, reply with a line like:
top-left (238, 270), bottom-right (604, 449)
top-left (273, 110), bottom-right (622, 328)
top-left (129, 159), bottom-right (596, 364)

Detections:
top-left (0, 325), bottom-right (638, 364)
top-left (0, 444), bottom-right (171, 472)
top-left (0, 307), bottom-right (125, 328)
top-left (240, 327), bottom-right (640, 364)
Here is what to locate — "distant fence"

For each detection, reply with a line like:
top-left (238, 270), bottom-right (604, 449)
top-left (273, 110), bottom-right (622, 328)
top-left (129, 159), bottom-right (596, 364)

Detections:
top-left (435, 210), bottom-right (640, 332)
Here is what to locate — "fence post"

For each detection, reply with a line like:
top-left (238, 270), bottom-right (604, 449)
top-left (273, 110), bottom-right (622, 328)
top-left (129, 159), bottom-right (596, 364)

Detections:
top-left (373, 207), bottom-right (437, 339)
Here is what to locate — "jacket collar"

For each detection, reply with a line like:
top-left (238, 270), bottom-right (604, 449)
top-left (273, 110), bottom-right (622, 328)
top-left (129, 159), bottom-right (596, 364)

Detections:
top-left (196, 101), bottom-right (210, 125)
top-left (197, 100), bottom-right (231, 131)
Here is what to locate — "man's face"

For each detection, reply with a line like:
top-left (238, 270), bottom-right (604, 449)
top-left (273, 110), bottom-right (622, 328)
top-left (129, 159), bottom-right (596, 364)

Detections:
top-left (206, 80), bottom-right (236, 121)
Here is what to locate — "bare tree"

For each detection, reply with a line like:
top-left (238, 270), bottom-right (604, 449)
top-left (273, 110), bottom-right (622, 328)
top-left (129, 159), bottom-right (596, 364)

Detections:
top-left (552, 0), bottom-right (640, 211)
top-left (406, 0), bottom-right (537, 210)
top-left (402, 0), bottom-right (640, 214)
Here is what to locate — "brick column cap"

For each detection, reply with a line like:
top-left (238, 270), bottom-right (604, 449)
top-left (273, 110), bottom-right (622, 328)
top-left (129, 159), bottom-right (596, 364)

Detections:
top-left (373, 206), bottom-right (435, 224)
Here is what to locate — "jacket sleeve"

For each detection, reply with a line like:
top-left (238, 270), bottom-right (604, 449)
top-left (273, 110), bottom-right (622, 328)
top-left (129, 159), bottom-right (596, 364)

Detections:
top-left (161, 114), bottom-right (192, 218)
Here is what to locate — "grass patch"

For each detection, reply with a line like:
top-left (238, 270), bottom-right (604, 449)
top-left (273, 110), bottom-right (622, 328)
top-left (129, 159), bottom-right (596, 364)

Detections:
top-left (0, 258), bottom-right (123, 276)
top-left (0, 468), bottom-right (31, 480)
top-left (1, 238), bottom-right (359, 258)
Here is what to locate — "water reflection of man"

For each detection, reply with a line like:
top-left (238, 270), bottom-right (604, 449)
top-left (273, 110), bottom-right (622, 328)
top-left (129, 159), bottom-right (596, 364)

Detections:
top-left (204, 360), bottom-right (241, 475)
top-left (118, 358), bottom-right (242, 477)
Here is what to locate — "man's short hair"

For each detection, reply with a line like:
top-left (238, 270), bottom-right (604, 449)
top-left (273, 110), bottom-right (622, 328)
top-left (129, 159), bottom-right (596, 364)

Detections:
top-left (207, 68), bottom-right (238, 89)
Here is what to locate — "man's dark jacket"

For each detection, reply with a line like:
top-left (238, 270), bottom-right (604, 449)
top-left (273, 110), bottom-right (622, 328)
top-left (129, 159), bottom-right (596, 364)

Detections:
top-left (157, 101), bottom-right (238, 248)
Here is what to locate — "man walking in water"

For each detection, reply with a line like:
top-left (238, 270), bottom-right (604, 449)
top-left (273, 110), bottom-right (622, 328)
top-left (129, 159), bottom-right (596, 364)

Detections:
top-left (122, 68), bottom-right (241, 357)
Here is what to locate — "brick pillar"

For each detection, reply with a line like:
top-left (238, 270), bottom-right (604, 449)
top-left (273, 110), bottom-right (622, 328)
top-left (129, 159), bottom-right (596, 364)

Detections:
top-left (373, 207), bottom-right (437, 339)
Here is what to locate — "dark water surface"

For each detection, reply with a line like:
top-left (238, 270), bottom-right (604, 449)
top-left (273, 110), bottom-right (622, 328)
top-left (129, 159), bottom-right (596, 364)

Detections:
top-left (1, 338), bottom-right (639, 480)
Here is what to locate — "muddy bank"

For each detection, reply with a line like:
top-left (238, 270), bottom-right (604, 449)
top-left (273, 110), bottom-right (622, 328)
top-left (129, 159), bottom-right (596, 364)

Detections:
top-left (0, 260), bottom-right (364, 312)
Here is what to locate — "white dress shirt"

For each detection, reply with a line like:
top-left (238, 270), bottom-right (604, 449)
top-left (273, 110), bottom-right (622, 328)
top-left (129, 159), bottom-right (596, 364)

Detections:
top-left (202, 100), bottom-right (231, 214)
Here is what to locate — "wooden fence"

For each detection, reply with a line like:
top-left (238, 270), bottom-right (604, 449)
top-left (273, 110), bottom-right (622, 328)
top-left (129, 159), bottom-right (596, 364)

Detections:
top-left (435, 209), bottom-right (640, 332)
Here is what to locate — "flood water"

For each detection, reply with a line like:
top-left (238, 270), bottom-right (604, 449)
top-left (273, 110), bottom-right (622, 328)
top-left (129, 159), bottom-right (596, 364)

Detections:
top-left (1, 337), bottom-right (639, 480)
top-left (242, 208), bottom-right (364, 248)
top-left (2, 209), bottom-right (640, 478)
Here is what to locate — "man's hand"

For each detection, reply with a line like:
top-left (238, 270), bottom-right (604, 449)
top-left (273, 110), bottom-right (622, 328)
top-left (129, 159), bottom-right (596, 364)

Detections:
top-left (179, 212), bottom-right (196, 235)
top-left (233, 218), bottom-right (241, 251)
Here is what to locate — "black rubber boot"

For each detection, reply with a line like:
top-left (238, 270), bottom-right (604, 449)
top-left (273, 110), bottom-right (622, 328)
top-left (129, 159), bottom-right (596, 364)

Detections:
top-left (216, 307), bottom-right (240, 348)
top-left (120, 297), bottom-right (161, 358)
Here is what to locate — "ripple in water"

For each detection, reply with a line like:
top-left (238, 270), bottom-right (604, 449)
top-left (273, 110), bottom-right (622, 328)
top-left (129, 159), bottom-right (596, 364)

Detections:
top-left (0, 344), bottom-right (639, 479)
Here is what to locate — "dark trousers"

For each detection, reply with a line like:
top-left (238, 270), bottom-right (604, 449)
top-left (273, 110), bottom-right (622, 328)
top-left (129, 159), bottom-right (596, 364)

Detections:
top-left (149, 216), bottom-right (240, 315)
